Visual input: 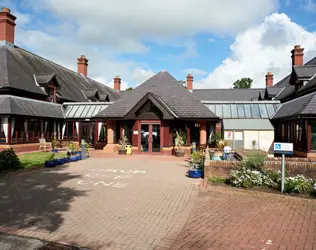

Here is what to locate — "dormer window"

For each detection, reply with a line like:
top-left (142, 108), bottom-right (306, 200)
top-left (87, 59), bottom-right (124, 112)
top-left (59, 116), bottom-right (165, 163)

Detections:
top-left (34, 73), bottom-right (60, 103)
top-left (82, 89), bottom-right (99, 102)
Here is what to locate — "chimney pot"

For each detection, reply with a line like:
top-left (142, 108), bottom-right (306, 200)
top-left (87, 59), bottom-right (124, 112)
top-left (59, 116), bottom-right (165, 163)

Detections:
top-left (2, 8), bottom-right (10, 13)
top-left (77, 55), bottom-right (88, 76)
top-left (0, 7), bottom-right (16, 45)
top-left (265, 72), bottom-right (274, 87)
top-left (186, 74), bottom-right (193, 90)
top-left (291, 45), bottom-right (304, 67)
top-left (114, 76), bottom-right (121, 91)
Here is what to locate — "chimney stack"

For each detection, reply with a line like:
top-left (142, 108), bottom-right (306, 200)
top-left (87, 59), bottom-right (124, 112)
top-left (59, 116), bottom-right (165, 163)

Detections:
top-left (186, 74), bottom-right (193, 90)
top-left (291, 45), bottom-right (304, 67)
top-left (265, 72), bottom-right (273, 87)
top-left (77, 55), bottom-right (88, 76)
top-left (114, 76), bottom-right (121, 91)
top-left (0, 8), bottom-right (16, 45)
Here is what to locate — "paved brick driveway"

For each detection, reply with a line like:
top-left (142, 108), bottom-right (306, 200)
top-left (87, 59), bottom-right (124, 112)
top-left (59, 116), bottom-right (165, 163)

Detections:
top-left (0, 156), bottom-right (200, 250)
top-left (170, 186), bottom-right (316, 250)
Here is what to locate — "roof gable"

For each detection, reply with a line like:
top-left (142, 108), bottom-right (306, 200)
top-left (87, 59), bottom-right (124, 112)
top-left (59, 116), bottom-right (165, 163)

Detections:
top-left (124, 92), bottom-right (176, 120)
top-left (95, 71), bottom-right (218, 119)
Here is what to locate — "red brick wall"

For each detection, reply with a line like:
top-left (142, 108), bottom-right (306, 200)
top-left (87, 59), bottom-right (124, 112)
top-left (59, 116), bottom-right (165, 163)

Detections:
top-left (205, 160), bottom-right (316, 179)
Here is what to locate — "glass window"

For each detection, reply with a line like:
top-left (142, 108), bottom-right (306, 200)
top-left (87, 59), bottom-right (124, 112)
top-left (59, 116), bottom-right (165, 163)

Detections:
top-left (273, 104), bottom-right (281, 112)
top-left (215, 104), bottom-right (223, 118)
top-left (259, 104), bottom-right (268, 118)
top-left (231, 104), bottom-right (238, 118)
top-left (250, 104), bottom-right (260, 118)
top-left (266, 104), bottom-right (275, 117)
top-left (311, 121), bottom-right (316, 150)
top-left (222, 104), bottom-right (231, 118)
top-left (208, 104), bottom-right (215, 113)
top-left (244, 104), bottom-right (252, 118)
top-left (237, 104), bottom-right (245, 118)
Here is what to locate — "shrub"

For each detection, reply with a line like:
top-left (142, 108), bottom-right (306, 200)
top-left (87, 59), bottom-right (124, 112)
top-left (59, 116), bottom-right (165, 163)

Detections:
top-left (243, 150), bottom-right (267, 171)
top-left (209, 176), bottom-right (227, 184)
top-left (283, 175), bottom-right (314, 194)
top-left (230, 167), bottom-right (277, 188)
top-left (0, 148), bottom-right (21, 170)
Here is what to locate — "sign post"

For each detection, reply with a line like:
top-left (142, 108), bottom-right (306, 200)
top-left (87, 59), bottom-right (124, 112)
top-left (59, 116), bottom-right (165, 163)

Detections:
top-left (273, 143), bottom-right (293, 193)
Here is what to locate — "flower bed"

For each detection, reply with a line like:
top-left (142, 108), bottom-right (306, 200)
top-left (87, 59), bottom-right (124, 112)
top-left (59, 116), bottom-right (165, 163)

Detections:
top-left (208, 150), bottom-right (316, 198)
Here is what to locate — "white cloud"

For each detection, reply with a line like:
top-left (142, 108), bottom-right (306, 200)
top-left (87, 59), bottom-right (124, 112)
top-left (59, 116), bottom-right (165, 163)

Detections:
top-left (24, 0), bottom-right (278, 53)
top-left (196, 13), bottom-right (316, 89)
top-left (304, 0), bottom-right (316, 11)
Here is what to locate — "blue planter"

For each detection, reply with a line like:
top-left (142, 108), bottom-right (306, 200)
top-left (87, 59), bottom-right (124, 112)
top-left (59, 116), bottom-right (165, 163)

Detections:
top-left (57, 158), bottom-right (65, 165)
top-left (64, 157), bottom-right (70, 163)
top-left (52, 149), bottom-right (58, 153)
top-left (70, 156), bottom-right (78, 162)
top-left (76, 151), bottom-right (82, 156)
top-left (76, 155), bottom-right (82, 161)
top-left (45, 160), bottom-right (58, 168)
top-left (188, 169), bottom-right (203, 178)
top-left (212, 156), bottom-right (222, 161)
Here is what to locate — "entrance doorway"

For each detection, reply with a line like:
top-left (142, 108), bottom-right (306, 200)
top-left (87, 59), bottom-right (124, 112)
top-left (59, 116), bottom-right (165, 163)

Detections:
top-left (140, 123), bottom-right (161, 153)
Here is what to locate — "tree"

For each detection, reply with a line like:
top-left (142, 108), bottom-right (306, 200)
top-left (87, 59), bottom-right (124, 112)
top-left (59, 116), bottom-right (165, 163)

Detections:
top-left (126, 87), bottom-right (133, 91)
top-left (233, 78), bottom-right (253, 89)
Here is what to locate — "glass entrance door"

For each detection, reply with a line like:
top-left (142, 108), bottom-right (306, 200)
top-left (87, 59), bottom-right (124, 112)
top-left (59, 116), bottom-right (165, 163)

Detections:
top-left (152, 124), bottom-right (160, 152)
top-left (140, 123), bottom-right (160, 153)
top-left (141, 124), bottom-right (149, 152)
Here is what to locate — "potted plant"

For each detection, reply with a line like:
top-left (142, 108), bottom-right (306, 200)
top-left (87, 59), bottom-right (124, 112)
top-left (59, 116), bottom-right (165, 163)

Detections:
top-left (67, 143), bottom-right (78, 162)
top-left (118, 136), bottom-right (129, 155)
top-left (188, 150), bottom-right (204, 178)
top-left (85, 143), bottom-right (90, 158)
top-left (175, 131), bottom-right (185, 157)
top-left (45, 153), bottom-right (58, 168)
top-left (252, 139), bottom-right (257, 149)
top-left (213, 140), bottom-right (230, 160)
top-left (51, 139), bottom-right (58, 153)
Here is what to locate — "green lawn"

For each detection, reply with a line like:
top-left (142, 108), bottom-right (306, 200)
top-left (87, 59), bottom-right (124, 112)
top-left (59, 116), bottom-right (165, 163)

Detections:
top-left (19, 152), bottom-right (67, 169)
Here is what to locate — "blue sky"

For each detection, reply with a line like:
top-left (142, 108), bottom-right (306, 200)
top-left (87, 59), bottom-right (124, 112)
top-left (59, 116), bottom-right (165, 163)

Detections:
top-left (2, 0), bottom-right (316, 89)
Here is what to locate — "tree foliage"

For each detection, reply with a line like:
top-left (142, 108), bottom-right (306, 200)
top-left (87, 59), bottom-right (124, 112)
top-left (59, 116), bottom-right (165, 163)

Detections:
top-left (233, 78), bottom-right (253, 89)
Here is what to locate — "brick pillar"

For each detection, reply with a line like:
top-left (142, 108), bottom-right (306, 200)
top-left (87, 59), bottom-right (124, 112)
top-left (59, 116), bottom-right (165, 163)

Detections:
top-left (107, 121), bottom-right (114, 144)
top-left (200, 121), bottom-right (207, 145)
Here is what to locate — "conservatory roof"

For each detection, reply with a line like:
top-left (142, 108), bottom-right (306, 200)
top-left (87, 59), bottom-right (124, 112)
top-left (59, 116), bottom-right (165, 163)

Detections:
top-left (203, 101), bottom-right (281, 119)
top-left (63, 102), bottom-right (112, 119)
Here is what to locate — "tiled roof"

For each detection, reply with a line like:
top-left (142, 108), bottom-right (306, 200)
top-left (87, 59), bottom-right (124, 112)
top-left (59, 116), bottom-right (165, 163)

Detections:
top-left (272, 92), bottom-right (316, 120)
top-left (34, 73), bottom-right (55, 85)
top-left (94, 71), bottom-right (218, 119)
top-left (0, 45), bottom-right (121, 102)
top-left (266, 87), bottom-right (284, 98)
top-left (192, 88), bottom-right (265, 101)
top-left (294, 66), bottom-right (316, 79)
top-left (82, 89), bottom-right (98, 99)
top-left (0, 95), bottom-right (64, 118)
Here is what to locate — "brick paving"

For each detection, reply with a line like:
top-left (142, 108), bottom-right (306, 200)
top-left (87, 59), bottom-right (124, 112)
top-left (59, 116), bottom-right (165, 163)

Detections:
top-left (0, 156), bottom-right (200, 250)
top-left (170, 185), bottom-right (316, 250)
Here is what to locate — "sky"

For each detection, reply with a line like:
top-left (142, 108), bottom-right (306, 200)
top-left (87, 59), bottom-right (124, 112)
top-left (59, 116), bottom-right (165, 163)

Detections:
top-left (2, 0), bottom-right (316, 90)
